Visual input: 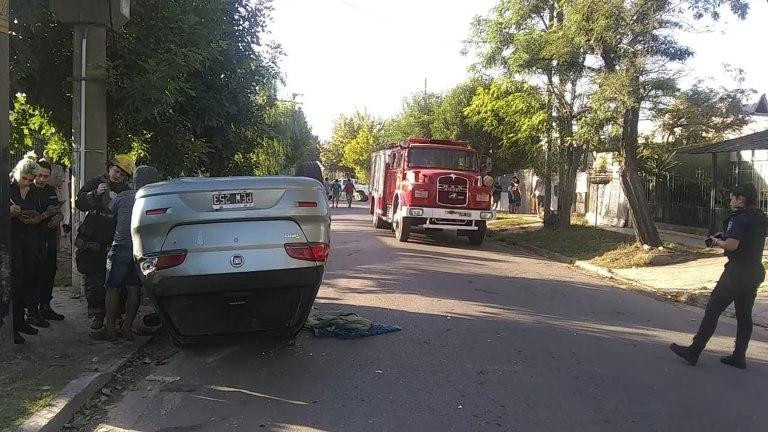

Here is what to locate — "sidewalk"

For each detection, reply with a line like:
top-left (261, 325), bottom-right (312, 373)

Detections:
top-left (0, 288), bottom-right (150, 432)
top-left (597, 226), bottom-right (768, 326)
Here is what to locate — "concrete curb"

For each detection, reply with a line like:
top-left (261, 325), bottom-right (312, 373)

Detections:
top-left (16, 336), bottom-right (152, 432)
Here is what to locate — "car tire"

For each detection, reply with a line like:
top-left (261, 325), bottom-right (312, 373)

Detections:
top-left (468, 221), bottom-right (487, 246)
top-left (294, 161), bottom-right (323, 183)
top-left (393, 215), bottom-right (411, 242)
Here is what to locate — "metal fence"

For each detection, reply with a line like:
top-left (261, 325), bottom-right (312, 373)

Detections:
top-left (642, 161), bottom-right (768, 230)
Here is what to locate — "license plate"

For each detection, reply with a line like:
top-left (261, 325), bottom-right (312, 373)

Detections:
top-left (212, 191), bottom-right (254, 209)
top-left (447, 210), bottom-right (472, 217)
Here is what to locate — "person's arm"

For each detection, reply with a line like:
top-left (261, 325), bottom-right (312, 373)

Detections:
top-left (713, 237), bottom-right (740, 252)
top-left (715, 215), bottom-right (747, 252)
top-left (75, 179), bottom-right (101, 212)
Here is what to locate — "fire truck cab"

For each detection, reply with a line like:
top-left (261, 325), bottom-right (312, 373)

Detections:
top-left (369, 137), bottom-right (496, 245)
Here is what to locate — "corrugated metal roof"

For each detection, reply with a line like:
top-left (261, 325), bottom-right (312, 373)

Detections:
top-left (683, 129), bottom-right (768, 154)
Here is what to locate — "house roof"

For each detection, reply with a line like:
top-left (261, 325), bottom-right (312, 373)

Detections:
top-left (743, 94), bottom-right (768, 115)
top-left (683, 129), bottom-right (768, 154)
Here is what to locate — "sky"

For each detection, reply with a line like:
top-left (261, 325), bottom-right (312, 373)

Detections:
top-left (269, 0), bottom-right (768, 140)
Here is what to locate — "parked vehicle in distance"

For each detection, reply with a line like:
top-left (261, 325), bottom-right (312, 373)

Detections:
top-left (369, 137), bottom-right (495, 245)
top-left (131, 176), bottom-right (330, 346)
top-left (355, 184), bottom-right (369, 202)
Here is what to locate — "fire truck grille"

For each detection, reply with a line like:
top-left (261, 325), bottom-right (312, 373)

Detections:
top-left (436, 176), bottom-right (469, 206)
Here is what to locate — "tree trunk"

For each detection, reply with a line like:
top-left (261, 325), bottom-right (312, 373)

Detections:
top-left (620, 106), bottom-right (662, 246)
top-left (558, 146), bottom-right (580, 229)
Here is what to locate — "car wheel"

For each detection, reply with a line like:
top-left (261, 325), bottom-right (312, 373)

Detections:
top-left (468, 221), bottom-right (487, 246)
top-left (393, 215), bottom-right (411, 242)
top-left (294, 161), bottom-right (323, 183)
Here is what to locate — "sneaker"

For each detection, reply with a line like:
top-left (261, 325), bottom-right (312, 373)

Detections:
top-left (26, 311), bottom-right (50, 328)
top-left (14, 332), bottom-right (25, 344)
top-left (17, 323), bottom-right (39, 335)
top-left (40, 305), bottom-right (65, 321)
top-left (89, 328), bottom-right (119, 342)
top-left (720, 354), bottom-right (747, 370)
top-left (670, 343), bottom-right (699, 366)
top-left (90, 316), bottom-right (104, 330)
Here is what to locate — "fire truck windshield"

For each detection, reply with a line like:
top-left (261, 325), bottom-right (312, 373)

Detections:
top-left (407, 148), bottom-right (478, 172)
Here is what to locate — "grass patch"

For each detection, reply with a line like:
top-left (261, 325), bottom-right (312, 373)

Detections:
top-left (53, 269), bottom-right (71, 288)
top-left (0, 386), bottom-right (55, 432)
top-left (492, 224), bottom-right (712, 269)
top-left (488, 213), bottom-right (541, 230)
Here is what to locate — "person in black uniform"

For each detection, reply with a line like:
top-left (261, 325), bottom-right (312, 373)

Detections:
top-left (34, 159), bottom-right (65, 321)
top-left (74, 155), bottom-right (134, 330)
top-left (9, 154), bottom-right (45, 343)
top-left (670, 183), bottom-right (768, 369)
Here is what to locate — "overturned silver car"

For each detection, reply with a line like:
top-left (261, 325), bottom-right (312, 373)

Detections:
top-left (131, 176), bottom-right (330, 345)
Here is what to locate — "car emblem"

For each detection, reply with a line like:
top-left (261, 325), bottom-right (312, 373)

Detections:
top-left (284, 233), bottom-right (300, 239)
top-left (230, 255), bottom-right (244, 268)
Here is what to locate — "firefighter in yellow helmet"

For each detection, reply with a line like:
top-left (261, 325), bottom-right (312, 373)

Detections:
top-left (74, 154), bottom-right (135, 330)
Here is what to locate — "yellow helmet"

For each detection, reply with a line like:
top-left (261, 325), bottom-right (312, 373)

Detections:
top-left (111, 154), bottom-right (136, 176)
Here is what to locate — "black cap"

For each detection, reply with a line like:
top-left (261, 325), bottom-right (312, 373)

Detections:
top-left (731, 183), bottom-right (758, 206)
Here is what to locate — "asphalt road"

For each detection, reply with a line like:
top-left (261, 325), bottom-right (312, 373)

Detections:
top-left (88, 206), bottom-right (768, 432)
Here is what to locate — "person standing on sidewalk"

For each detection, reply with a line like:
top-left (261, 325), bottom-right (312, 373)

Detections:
top-left (74, 155), bottom-right (134, 330)
top-left (670, 183), bottom-right (767, 369)
top-left (34, 159), bottom-right (65, 322)
top-left (344, 177), bottom-right (356, 208)
top-left (91, 166), bottom-right (158, 342)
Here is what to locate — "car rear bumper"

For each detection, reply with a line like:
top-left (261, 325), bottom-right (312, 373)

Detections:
top-left (144, 266), bottom-right (324, 344)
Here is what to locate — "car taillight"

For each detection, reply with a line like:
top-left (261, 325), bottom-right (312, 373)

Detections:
top-left (284, 243), bottom-right (330, 262)
top-left (145, 208), bottom-right (169, 216)
top-left (140, 250), bottom-right (187, 275)
top-left (296, 201), bottom-right (318, 208)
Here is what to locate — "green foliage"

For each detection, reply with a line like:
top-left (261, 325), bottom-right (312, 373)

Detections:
top-left (322, 111), bottom-right (383, 177)
top-left (10, 94), bottom-right (71, 166)
top-left (381, 92), bottom-right (442, 142)
top-left (10, 0), bottom-right (318, 178)
top-left (343, 126), bottom-right (378, 182)
top-left (465, 78), bottom-right (548, 170)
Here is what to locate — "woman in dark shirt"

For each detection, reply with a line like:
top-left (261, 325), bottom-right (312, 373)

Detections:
top-left (9, 154), bottom-right (46, 343)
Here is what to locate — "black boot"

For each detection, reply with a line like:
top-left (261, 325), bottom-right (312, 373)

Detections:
top-left (40, 304), bottom-right (65, 321)
top-left (90, 315), bottom-right (104, 330)
top-left (26, 308), bottom-right (50, 328)
top-left (17, 322), bottom-right (39, 335)
top-left (720, 353), bottom-right (747, 370)
top-left (670, 343), bottom-right (701, 366)
top-left (14, 331), bottom-right (25, 344)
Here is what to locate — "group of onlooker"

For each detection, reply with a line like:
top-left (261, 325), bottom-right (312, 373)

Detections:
top-left (491, 175), bottom-right (546, 215)
top-left (8, 152), bottom-right (157, 344)
top-left (324, 177), bottom-right (356, 208)
top-left (8, 153), bottom-right (67, 344)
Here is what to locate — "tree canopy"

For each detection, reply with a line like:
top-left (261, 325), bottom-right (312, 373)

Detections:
top-left (9, 0), bottom-right (318, 177)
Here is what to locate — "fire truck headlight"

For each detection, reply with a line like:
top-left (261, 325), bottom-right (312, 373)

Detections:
top-left (480, 211), bottom-right (495, 220)
top-left (482, 175), bottom-right (494, 187)
top-left (408, 208), bottom-right (425, 217)
top-left (414, 189), bottom-right (429, 198)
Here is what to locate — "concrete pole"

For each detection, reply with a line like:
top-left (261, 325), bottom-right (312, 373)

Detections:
top-left (0, 0), bottom-right (12, 347)
top-left (69, 25), bottom-right (108, 296)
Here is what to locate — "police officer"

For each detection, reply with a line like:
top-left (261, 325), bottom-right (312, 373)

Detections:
top-left (9, 153), bottom-right (45, 343)
top-left (670, 183), bottom-right (767, 369)
top-left (74, 155), bottom-right (134, 330)
top-left (34, 159), bottom-right (66, 321)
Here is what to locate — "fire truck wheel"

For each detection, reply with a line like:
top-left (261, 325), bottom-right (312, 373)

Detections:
top-left (468, 221), bottom-right (487, 246)
top-left (372, 208), bottom-right (391, 229)
top-left (393, 216), bottom-right (411, 242)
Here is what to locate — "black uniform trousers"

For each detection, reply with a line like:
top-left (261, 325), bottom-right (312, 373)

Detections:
top-left (10, 230), bottom-right (40, 327)
top-left (692, 264), bottom-right (764, 355)
top-left (38, 229), bottom-right (58, 307)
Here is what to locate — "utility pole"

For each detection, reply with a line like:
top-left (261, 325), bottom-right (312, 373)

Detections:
top-left (50, 0), bottom-right (129, 295)
top-left (0, 0), bottom-right (12, 347)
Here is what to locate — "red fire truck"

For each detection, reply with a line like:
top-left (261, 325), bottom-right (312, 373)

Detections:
top-left (369, 137), bottom-right (496, 245)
